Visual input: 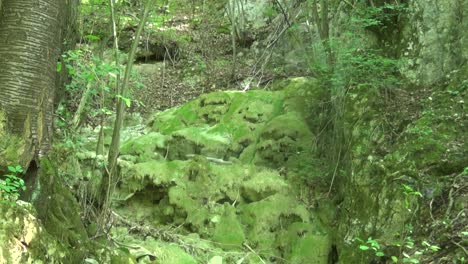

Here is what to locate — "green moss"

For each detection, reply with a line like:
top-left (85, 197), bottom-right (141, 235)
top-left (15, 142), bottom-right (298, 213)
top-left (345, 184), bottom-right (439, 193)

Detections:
top-left (278, 222), bottom-right (331, 264)
top-left (120, 132), bottom-right (168, 163)
top-left (241, 170), bottom-right (287, 202)
top-left (146, 89), bottom-right (318, 169)
top-left (149, 100), bottom-right (203, 134)
top-left (114, 83), bottom-right (331, 262)
top-left (0, 111), bottom-right (26, 168)
top-left (239, 194), bottom-right (310, 256)
top-left (330, 59), bottom-right (468, 262)
top-left (198, 92), bottom-right (232, 124)
top-left (30, 159), bottom-right (90, 262)
top-left (212, 205), bottom-right (245, 250)
top-left (283, 78), bottom-right (326, 114)
top-left (155, 244), bottom-right (197, 264)
top-left (254, 112), bottom-right (315, 168)
top-left (168, 126), bottom-right (231, 160)
top-left (0, 201), bottom-right (73, 263)
top-left (118, 160), bottom-right (188, 199)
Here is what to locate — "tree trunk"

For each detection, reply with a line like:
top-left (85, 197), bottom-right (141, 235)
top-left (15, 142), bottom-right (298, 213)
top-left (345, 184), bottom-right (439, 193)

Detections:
top-left (0, 0), bottom-right (77, 166)
top-left (312, 0), bottom-right (333, 68)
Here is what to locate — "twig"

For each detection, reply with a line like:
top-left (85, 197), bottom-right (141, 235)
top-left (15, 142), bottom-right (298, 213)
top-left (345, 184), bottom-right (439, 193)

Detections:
top-left (111, 238), bottom-right (142, 250)
top-left (273, 0), bottom-right (291, 27)
top-left (445, 186), bottom-right (454, 218)
top-left (164, 45), bottom-right (176, 67)
top-left (451, 240), bottom-right (468, 256)
top-left (243, 243), bottom-right (266, 264)
top-left (429, 198), bottom-right (435, 221)
top-left (327, 145), bottom-right (342, 197)
top-left (112, 211), bottom-right (183, 243)
top-left (186, 154), bottom-right (232, 165)
top-left (450, 209), bottom-right (466, 225)
top-left (247, 10), bottom-right (302, 89)
top-left (164, 145), bottom-right (169, 159)
top-left (342, 0), bottom-right (355, 8)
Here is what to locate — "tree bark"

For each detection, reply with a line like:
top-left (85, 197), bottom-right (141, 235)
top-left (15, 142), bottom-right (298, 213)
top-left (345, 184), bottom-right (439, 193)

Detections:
top-left (0, 0), bottom-right (77, 166)
top-left (312, 0), bottom-right (333, 68)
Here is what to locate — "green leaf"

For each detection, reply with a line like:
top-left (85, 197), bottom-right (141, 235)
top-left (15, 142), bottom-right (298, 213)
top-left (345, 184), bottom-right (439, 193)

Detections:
top-left (137, 100), bottom-right (146, 107)
top-left (56, 62), bottom-right (63, 72)
top-left (66, 64), bottom-right (75, 75)
top-left (117, 95), bottom-right (132, 108)
top-left (84, 72), bottom-right (95, 81)
top-left (124, 98), bottom-right (131, 108)
top-left (429, 245), bottom-right (440, 251)
top-left (84, 259), bottom-right (99, 264)
top-left (236, 257), bottom-right (245, 264)
top-left (402, 184), bottom-right (413, 192)
top-left (354, 237), bottom-right (364, 243)
top-left (211, 215), bottom-right (220, 223)
top-left (208, 256), bottom-right (223, 264)
top-left (85, 34), bottom-right (101, 41)
top-left (403, 258), bottom-right (419, 264)
top-left (117, 247), bottom-right (130, 254)
top-left (359, 245), bottom-right (370, 251)
top-left (376, 251), bottom-right (385, 257)
top-left (391, 256), bottom-right (399, 262)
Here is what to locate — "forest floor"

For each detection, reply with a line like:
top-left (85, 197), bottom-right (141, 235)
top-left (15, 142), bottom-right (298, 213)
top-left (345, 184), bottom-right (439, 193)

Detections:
top-left (131, 15), bottom-right (240, 116)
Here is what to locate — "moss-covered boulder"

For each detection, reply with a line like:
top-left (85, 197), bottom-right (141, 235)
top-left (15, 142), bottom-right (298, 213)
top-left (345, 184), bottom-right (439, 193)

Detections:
top-left (334, 64), bottom-right (467, 262)
top-left (0, 201), bottom-right (78, 263)
top-left (212, 204), bottom-right (245, 250)
top-left (146, 81), bottom-right (322, 170)
top-left (113, 79), bottom-right (334, 263)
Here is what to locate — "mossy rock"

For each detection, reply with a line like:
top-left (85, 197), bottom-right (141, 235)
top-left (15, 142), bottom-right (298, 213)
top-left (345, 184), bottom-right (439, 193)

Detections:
top-left (241, 169), bottom-right (288, 202)
top-left (278, 222), bottom-right (331, 264)
top-left (167, 126), bottom-right (232, 160)
top-left (282, 77), bottom-right (329, 130)
top-left (239, 193), bottom-right (311, 257)
top-left (212, 205), bottom-right (245, 250)
top-left (0, 201), bottom-right (75, 263)
top-left (253, 112), bottom-right (315, 168)
top-left (148, 90), bottom-right (284, 160)
top-left (116, 158), bottom-right (323, 260)
top-left (117, 160), bottom-right (188, 200)
top-left (145, 87), bottom-right (319, 170)
top-left (115, 82), bottom-right (332, 262)
top-left (154, 244), bottom-right (197, 264)
top-left (120, 132), bottom-right (168, 163)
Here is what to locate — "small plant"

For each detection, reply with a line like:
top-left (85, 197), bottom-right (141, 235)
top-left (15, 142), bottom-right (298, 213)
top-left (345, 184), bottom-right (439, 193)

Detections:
top-left (0, 165), bottom-right (26, 202)
top-left (402, 184), bottom-right (422, 210)
top-left (351, 2), bottom-right (409, 29)
top-left (390, 237), bottom-right (441, 263)
top-left (356, 231), bottom-right (441, 263)
top-left (356, 237), bottom-right (385, 257)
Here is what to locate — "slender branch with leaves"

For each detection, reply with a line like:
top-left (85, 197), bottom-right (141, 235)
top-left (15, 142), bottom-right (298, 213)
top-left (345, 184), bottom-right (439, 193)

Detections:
top-left (100, 0), bottom-right (154, 224)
